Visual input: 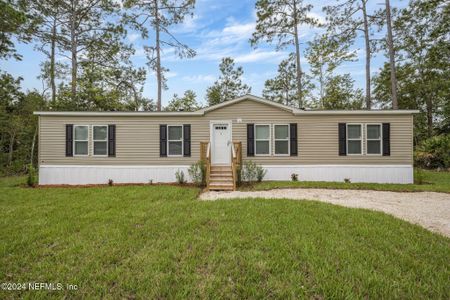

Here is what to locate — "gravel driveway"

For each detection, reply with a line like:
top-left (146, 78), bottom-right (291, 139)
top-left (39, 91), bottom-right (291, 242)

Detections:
top-left (200, 189), bottom-right (450, 238)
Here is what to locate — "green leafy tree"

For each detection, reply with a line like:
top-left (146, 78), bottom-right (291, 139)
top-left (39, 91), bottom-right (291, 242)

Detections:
top-left (251, 0), bottom-right (318, 108)
top-left (373, 0), bottom-right (449, 138)
top-left (0, 0), bottom-right (36, 60)
top-left (165, 90), bottom-right (200, 111)
top-left (206, 57), bottom-right (251, 106)
top-left (0, 73), bottom-right (46, 174)
top-left (384, 0), bottom-right (398, 109)
top-left (323, 0), bottom-right (379, 109)
top-left (30, 0), bottom-right (65, 103)
top-left (262, 53), bottom-right (297, 106)
top-left (124, 0), bottom-right (196, 111)
top-left (321, 74), bottom-right (364, 110)
top-left (56, 0), bottom-right (126, 100)
top-left (305, 34), bottom-right (356, 108)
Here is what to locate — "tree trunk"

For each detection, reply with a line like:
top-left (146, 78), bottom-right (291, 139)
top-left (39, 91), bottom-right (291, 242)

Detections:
top-left (292, 0), bottom-right (303, 108)
top-left (426, 97), bottom-right (433, 137)
top-left (361, 0), bottom-right (371, 109)
top-left (385, 0), bottom-right (398, 109)
top-left (70, 0), bottom-right (78, 100)
top-left (30, 126), bottom-right (37, 166)
top-left (154, 0), bottom-right (162, 111)
top-left (50, 16), bottom-right (57, 104)
top-left (8, 132), bottom-right (15, 166)
top-left (319, 65), bottom-right (324, 108)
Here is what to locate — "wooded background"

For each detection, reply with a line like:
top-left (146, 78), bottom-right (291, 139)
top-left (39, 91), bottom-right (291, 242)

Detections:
top-left (1, 0), bottom-right (448, 175)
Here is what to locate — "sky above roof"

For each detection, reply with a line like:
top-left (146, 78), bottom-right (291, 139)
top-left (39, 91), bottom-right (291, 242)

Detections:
top-left (1, 0), bottom-right (408, 107)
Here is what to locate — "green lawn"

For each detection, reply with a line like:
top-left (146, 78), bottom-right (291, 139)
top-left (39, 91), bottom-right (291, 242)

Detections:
top-left (1, 177), bottom-right (449, 299)
top-left (249, 169), bottom-right (450, 193)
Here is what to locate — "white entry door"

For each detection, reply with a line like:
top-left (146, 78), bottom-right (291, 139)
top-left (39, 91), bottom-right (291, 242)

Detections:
top-left (211, 122), bottom-right (231, 165)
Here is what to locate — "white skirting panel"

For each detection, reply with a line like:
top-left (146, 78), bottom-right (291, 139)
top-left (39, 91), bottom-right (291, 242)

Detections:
top-left (262, 165), bottom-right (414, 184)
top-left (39, 164), bottom-right (414, 185)
top-left (39, 165), bottom-right (191, 185)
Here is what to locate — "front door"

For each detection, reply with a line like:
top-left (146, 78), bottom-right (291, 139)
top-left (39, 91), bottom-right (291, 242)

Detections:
top-left (211, 121), bottom-right (231, 165)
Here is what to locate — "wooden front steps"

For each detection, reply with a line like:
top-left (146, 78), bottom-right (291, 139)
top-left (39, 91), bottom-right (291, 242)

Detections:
top-left (208, 165), bottom-right (234, 191)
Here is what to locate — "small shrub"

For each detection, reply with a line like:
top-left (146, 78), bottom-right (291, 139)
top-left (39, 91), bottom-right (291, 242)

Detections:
top-left (175, 170), bottom-right (186, 184)
top-left (291, 173), bottom-right (298, 181)
top-left (414, 168), bottom-right (424, 185)
top-left (188, 160), bottom-right (205, 187)
top-left (256, 165), bottom-right (267, 182)
top-left (344, 178), bottom-right (351, 183)
top-left (149, 179), bottom-right (153, 185)
top-left (27, 164), bottom-right (38, 187)
top-left (241, 161), bottom-right (265, 184)
top-left (415, 134), bottom-right (450, 169)
top-left (108, 179), bottom-right (114, 186)
top-left (241, 160), bottom-right (257, 184)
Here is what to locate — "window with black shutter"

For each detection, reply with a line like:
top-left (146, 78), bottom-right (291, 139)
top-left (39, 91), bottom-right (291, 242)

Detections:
top-left (247, 123), bottom-right (254, 156)
top-left (66, 124), bottom-right (73, 157)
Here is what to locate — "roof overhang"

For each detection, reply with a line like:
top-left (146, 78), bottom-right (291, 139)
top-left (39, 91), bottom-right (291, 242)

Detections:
top-left (293, 110), bottom-right (420, 115)
top-left (33, 94), bottom-right (420, 116)
top-left (33, 111), bottom-right (204, 116)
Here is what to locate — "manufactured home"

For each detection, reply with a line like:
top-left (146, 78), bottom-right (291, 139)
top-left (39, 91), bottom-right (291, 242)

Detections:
top-left (34, 95), bottom-right (418, 190)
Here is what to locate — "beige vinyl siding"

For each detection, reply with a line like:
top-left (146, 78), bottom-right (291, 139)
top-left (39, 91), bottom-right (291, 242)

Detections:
top-left (38, 100), bottom-right (413, 166)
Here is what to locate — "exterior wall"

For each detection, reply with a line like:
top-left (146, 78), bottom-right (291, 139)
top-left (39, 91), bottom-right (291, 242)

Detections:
top-left (263, 165), bottom-right (413, 184)
top-left (39, 164), bottom-right (413, 185)
top-left (38, 99), bottom-right (414, 184)
top-left (39, 165), bottom-right (191, 185)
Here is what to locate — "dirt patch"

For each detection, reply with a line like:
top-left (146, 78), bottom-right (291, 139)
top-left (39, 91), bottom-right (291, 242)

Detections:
top-left (200, 189), bottom-right (450, 238)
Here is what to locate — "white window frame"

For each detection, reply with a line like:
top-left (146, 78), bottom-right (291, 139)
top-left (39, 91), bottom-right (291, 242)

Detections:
top-left (346, 123), bottom-right (363, 156)
top-left (167, 125), bottom-right (183, 157)
top-left (73, 125), bottom-right (89, 157)
top-left (254, 124), bottom-right (271, 156)
top-left (92, 125), bottom-right (108, 157)
top-left (273, 124), bottom-right (290, 156)
top-left (365, 123), bottom-right (383, 156)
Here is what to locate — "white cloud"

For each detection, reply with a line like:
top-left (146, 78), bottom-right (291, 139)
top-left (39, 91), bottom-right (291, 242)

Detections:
top-left (173, 15), bottom-right (202, 34)
top-left (307, 12), bottom-right (326, 26)
top-left (182, 74), bottom-right (216, 83)
top-left (128, 33), bottom-right (140, 43)
top-left (222, 22), bottom-right (254, 37)
top-left (234, 50), bottom-right (287, 63)
top-left (166, 71), bottom-right (178, 78)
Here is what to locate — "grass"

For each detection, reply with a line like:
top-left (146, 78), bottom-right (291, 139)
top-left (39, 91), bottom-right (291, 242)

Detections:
top-left (0, 177), bottom-right (449, 299)
top-left (248, 169), bottom-right (450, 193)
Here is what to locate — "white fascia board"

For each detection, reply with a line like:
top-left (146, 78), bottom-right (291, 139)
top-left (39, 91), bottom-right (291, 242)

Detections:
top-left (294, 110), bottom-right (420, 115)
top-left (34, 111), bottom-right (204, 116)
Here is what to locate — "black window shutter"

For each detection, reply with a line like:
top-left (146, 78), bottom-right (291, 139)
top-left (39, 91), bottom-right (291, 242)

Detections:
top-left (338, 123), bottom-right (347, 156)
top-left (108, 125), bottom-right (116, 157)
top-left (247, 123), bottom-right (255, 156)
top-left (183, 124), bottom-right (191, 157)
top-left (160, 125), bottom-right (167, 157)
top-left (66, 124), bottom-right (73, 157)
top-left (290, 123), bottom-right (298, 156)
top-left (383, 123), bottom-right (391, 156)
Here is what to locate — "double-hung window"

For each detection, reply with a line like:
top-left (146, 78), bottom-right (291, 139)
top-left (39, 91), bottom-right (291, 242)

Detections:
top-left (347, 124), bottom-right (362, 155)
top-left (366, 124), bottom-right (382, 155)
top-left (274, 124), bottom-right (289, 155)
top-left (74, 125), bottom-right (89, 156)
top-left (168, 125), bottom-right (183, 156)
top-left (93, 125), bottom-right (108, 156)
top-left (255, 125), bottom-right (271, 155)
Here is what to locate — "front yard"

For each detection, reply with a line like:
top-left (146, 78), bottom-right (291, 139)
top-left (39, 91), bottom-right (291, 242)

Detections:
top-left (248, 169), bottom-right (450, 193)
top-left (1, 177), bottom-right (449, 299)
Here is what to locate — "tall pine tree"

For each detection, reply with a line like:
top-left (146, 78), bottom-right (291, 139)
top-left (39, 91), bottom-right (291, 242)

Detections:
top-left (206, 57), bottom-right (251, 106)
top-left (251, 0), bottom-right (318, 108)
top-left (124, 0), bottom-right (196, 111)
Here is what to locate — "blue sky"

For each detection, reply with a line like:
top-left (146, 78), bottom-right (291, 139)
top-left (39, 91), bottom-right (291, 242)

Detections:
top-left (1, 0), bottom-right (408, 107)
